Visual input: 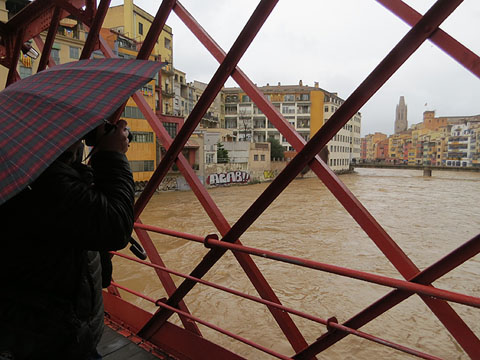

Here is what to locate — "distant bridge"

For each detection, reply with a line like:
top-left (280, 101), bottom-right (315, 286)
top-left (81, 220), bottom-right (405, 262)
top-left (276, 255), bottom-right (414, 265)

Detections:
top-left (351, 163), bottom-right (480, 175)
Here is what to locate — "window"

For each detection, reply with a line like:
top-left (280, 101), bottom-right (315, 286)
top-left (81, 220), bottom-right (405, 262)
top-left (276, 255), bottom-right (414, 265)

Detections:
top-left (122, 106), bottom-right (145, 119)
top-left (69, 46), bottom-right (80, 59)
top-left (284, 94), bottom-right (294, 101)
top-left (51, 49), bottom-right (60, 63)
top-left (138, 22), bottom-right (144, 35)
top-left (225, 105), bottom-right (237, 115)
top-left (261, 154), bottom-right (265, 161)
top-left (164, 37), bottom-right (171, 49)
top-left (131, 131), bottom-right (154, 143)
top-left (129, 160), bottom-right (154, 172)
top-left (206, 153), bottom-right (214, 164)
top-left (254, 154), bottom-right (259, 161)
top-left (163, 122), bottom-right (178, 139)
top-left (19, 66), bottom-right (32, 79)
top-left (242, 95), bottom-right (251, 102)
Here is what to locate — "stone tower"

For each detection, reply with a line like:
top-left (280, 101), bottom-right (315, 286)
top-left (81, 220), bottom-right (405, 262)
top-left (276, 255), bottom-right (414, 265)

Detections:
top-left (395, 96), bottom-right (408, 134)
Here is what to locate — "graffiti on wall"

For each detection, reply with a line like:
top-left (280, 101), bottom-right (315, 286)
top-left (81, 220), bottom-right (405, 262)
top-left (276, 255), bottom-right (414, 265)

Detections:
top-left (207, 171), bottom-right (250, 186)
top-left (159, 177), bottom-right (178, 191)
top-left (263, 169), bottom-right (277, 179)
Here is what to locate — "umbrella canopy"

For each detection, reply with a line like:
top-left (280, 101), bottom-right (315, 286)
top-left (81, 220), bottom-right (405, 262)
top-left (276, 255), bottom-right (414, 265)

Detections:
top-left (0, 58), bottom-right (164, 205)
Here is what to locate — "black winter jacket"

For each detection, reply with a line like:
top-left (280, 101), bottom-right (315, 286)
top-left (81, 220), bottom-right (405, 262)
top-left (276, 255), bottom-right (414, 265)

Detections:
top-left (0, 151), bottom-right (134, 360)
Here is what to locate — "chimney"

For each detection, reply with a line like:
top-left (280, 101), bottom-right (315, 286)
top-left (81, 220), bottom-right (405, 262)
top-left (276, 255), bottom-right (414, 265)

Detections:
top-left (314, 82), bottom-right (319, 88)
top-left (278, 82), bottom-right (281, 86)
top-left (299, 80), bottom-right (303, 86)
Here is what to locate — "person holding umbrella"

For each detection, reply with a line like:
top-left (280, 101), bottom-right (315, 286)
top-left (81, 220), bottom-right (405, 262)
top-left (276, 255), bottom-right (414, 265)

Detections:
top-left (0, 59), bottom-right (164, 360)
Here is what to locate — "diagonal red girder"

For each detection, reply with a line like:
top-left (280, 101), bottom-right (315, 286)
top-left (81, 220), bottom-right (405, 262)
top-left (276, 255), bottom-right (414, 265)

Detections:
top-left (293, 233), bottom-right (480, 359)
top-left (134, 2), bottom-right (313, 352)
top-left (168, 0), bottom-right (476, 356)
top-left (134, 0), bottom-right (279, 219)
top-left (377, 0), bottom-right (480, 79)
top-left (2, 0), bottom-right (478, 358)
top-left (173, 0), bottom-right (479, 357)
top-left (98, 1), bottom-right (310, 351)
top-left (97, 35), bottom-right (202, 336)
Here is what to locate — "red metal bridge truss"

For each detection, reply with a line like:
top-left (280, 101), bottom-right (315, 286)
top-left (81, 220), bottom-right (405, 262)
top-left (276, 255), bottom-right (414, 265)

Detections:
top-left (1, 0), bottom-right (479, 358)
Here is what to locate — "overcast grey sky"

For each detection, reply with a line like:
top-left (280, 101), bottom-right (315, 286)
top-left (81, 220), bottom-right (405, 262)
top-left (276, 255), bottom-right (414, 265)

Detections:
top-left (113, 0), bottom-right (480, 136)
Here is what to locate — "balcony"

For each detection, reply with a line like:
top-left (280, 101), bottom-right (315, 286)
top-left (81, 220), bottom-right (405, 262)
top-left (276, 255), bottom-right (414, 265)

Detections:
top-left (161, 62), bottom-right (175, 75)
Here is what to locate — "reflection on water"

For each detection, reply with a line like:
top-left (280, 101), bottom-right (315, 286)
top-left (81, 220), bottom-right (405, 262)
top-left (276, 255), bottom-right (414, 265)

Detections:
top-left (113, 168), bottom-right (480, 359)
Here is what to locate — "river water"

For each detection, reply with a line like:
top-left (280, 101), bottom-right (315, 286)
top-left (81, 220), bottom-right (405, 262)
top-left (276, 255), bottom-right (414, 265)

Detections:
top-left (113, 168), bottom-right (480, 359)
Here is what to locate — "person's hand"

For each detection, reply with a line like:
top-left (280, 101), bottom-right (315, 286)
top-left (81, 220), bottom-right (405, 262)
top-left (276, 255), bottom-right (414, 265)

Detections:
top-left (95, 120), bottom-right (130, 154)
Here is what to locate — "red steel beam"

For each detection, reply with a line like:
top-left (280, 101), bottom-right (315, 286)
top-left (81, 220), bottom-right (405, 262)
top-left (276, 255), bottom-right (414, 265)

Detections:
top-left (294, 233), bottom-right (480, 359)
top-left (173, 0), bottom-right (480, 357)
top-left (174, 0), bottom-right (479, 356)
top-left (33, 35), bottom-right (57, 69)
top-left (96, 36), bottom-right (201, 336)
top-left (5, 27), bottom-right (24, 86)
top-left (131, 86), bottom-right (309, 353)
top-left (132, 224), bottom-right (480, 308)
top-left (112, 252), bottom-right (443, 360)
top-left (202, 235), bottom-right (480, 308)
top-left (36, 6), bottom-right (61, 72)
top-left (136, 0), bottom-right (176, 60)
top-left (128, 1), bottom-right (313, 350)
top-left (134, 0), bottom-right (279, 219)
top-left (173, 0), bottom-right (418, 278)
top-left (80, 0), bottom-right (111, 60)
top-left (377, 0), bottom-right (480, 79)
top-left (134, 221), bottom-right (202, 335)
top-left (99, 30), bottom-right (309, 351)
top-left (137, 0), bottom-right (304, 342)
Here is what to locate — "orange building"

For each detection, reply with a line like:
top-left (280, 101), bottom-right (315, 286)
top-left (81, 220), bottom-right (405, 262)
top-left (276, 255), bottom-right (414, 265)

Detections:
top-left (423, 110), bottom-right (448, 131)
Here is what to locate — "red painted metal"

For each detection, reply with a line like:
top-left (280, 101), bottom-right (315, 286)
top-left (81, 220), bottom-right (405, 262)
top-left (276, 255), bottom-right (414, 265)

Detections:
top-left (134, 0), bottom-right (280, 219)
top-left (36, 7), bottom-right (60, 72)
top-left (174, 0), bottom-right (480, 357)
top-left (117, 281), bottom-right (293, 360)
top-left (136, 0), bottom-right (176, 60)
top-left (294, 233), bottom-right (480, 358)
top-left (103, 293), bottom-right (246, 360)
top-left (134, 221), bottom-right (202, 335)
top-left (377, 0), bottom-right (480, 79)
top-left (111, 252), bottom-right (444, 360)
top-left (2, 0), bottom-right (479, 358)
top-left (5, 28), bottom-right (23, 86)
top-left (34, 35), bottom-right (57, 70)
top-left (132, 86), bottom-right (309, 352)
top-left (99, 30), bottom-right (309, 352)
top-left (132, 224), bottom-right (480, 308)
top-left (132, 1), bottom-right (312, 352)
top-left (80, 0), bottom-right (111, 60)
top-left (95, 36), bottom-right (201, 336)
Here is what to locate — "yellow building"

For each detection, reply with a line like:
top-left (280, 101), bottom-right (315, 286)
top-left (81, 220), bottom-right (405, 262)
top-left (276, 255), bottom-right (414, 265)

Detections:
top-left (104, 0), bottom-right (174, 115)
top-left (0, 14), bottom-right (89, 89)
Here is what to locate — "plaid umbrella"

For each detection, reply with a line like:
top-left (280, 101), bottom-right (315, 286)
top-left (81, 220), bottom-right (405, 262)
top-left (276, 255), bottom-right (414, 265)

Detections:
top-left (0, 58), bottom-right (164, 205)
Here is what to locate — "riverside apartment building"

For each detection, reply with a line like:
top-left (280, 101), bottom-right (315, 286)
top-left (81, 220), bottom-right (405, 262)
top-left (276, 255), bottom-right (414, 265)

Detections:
top-left (223, 81), bottom-right (361, 171)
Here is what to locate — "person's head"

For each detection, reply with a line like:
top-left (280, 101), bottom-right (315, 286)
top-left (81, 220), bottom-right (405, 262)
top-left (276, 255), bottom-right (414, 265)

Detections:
top-left (58, 140), bottom-right (84, 164)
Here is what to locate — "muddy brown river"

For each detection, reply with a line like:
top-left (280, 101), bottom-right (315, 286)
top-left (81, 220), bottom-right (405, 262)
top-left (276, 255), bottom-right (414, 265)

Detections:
top-left (112, 168), bottom-right (480, 359)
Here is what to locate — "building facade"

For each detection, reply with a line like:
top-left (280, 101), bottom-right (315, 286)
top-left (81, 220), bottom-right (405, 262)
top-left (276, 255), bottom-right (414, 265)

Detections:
top-left (104, 0), bottom-right (174, 116)
top-left (222, 81), bottom-right (361, 171)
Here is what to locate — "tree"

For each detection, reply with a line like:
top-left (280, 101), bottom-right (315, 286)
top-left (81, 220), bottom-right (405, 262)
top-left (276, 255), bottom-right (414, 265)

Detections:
top-left (268, 137), bottom-right (285, 160)
top-left (217, 142), bottom-right (229, 163)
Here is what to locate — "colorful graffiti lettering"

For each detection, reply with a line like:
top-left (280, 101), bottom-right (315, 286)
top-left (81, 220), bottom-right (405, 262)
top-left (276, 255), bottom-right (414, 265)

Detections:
top-left (207, 171), bottom-right (250, 186)
top-left (159, 177), bottom-right (178, 191)
top-left (263, 170), bottom-right (277, 179)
